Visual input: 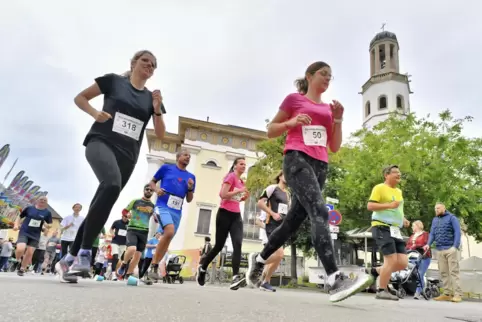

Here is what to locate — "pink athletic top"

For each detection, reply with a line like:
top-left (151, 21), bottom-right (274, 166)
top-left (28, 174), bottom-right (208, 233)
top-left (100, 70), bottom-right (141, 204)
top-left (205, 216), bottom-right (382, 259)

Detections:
top-left (280, 93), bottom-right (333, 162)
top-left (219, 172), bottom-right (245, 213)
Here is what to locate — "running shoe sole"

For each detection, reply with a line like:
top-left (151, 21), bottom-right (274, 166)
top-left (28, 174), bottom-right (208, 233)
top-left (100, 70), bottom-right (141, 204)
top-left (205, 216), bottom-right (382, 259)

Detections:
top-left (230, 277), bottom-right (246, 290)
top-left (196, 265), bottom-right (205, 287)
top-left (329, 274), bottom-right (374, 303)
top-left (55, 262), bottom-right (78, 284)
top-left (246, 253), bottom-right (258, 287)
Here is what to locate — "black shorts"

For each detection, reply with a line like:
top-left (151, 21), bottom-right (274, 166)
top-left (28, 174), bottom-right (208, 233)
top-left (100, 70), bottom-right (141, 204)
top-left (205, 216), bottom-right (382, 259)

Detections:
top-left (17, 234), bottom-right (39, 248)
top-left (372, 225), bottom-right (406, 256)
top-left (126, 229), bottom-right (148, 252)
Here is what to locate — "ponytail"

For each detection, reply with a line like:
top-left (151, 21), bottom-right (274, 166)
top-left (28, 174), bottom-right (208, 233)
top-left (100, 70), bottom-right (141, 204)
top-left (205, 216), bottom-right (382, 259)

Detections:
top-left (294, 77), bottom-right (309, 94)
top-left (122, 70), bottom-right (132, 79)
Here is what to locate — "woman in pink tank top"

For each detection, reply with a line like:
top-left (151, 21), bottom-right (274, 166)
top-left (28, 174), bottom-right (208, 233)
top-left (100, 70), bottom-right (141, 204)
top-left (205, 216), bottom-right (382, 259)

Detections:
top-left (196, 157), bottom-right (249, 291)
top-left (246, 61), bottom-right (374, 303)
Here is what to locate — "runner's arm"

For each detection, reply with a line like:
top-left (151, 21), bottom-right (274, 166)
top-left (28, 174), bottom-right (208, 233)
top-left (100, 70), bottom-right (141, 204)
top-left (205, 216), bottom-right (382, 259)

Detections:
top-left (267, 110), bottom-right (290, 138)
top-left (186, 176), bottom-right (196, 203)
top-left (219, 183), bottom-right (241, 200)
top-left (257, 198), bottom-right (275, 218)
top-left (74, 83), bottom-right (103, 119)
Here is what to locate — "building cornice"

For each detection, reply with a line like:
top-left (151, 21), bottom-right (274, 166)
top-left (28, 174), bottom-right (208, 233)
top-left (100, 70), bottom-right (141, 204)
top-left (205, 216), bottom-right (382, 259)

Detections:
top-left (360, 72), bottom-right (413, 95)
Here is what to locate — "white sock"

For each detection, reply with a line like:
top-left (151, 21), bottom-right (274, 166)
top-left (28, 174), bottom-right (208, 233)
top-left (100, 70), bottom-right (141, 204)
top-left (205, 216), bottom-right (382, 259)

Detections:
top-left (256, 254), bottom-right (266, 264)
top-left (327, 271), bottom-right (340, 287)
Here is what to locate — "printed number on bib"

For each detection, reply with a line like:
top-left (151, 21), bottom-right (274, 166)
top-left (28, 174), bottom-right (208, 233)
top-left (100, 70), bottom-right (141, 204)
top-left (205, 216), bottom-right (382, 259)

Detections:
top-left (167, 195), bottom-right (183, 210)
top-left (29, 219), bottom-right (41, 228)
top-left (390, 226), bottom-right (403, 240)
top-left (302, 125), bottom-right (327, 147)
top-left (118, 229), bottom-right (127, 237)
top-left (278, 203), bottom-right (288, 215)
top-left (112, 112), bottom-right (144, 141)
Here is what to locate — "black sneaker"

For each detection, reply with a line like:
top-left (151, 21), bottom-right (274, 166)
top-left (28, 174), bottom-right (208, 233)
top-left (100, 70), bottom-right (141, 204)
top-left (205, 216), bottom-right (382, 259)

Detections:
top-left (55, 258), bottom-right (78, 283)
top-left (329, 272), bottom-right (374, 303)
top-left (260, 282), bottom-right (276, 292)
top-left (246, 253), bottom-right (265, 287)
top-left (230, 275), bottom-right (246, 290)
top-left (117, 263), bottom-right (128, 278)
top-left (17, 269), bottom-right (24, 276)
top-left (196, 265), bottom-right (207, 286)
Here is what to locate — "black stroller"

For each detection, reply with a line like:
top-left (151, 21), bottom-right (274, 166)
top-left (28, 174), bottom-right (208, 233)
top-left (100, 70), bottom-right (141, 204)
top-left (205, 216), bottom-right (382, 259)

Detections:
top-left (162, 255), bottom-right (186, 284)
top-left (390, 250), bottom-right (440, 299)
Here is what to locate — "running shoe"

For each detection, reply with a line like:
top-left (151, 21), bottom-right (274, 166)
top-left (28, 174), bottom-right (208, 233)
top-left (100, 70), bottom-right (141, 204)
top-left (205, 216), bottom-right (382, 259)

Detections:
top-left (196, 265), bottom-right (207, 286)
top-left (148, 265), bottom-right (160, 281)
top-left (230, 275), bottom-right (246, 291)
top-left (17, 269), bottom-right (24, 276)
top-left (55, 258), bottom-right (78, 283)
top-left (246, 253), bottom-right (265, 287)
top-left (259, 282), bottom-right (276, 292)
top-left (329, 272), bottom-right (374, 303)
top-left (69, 250), bottom-right (92, 278)
top-left (376, 289), bottom-right (399, 301)
top-left (117, 263), bottom-right (127, 278)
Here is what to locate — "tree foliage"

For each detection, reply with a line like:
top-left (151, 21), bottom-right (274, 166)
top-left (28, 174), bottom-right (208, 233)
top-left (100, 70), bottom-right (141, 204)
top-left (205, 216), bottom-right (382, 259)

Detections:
top-left (335, 110), bottom-right (482, 241)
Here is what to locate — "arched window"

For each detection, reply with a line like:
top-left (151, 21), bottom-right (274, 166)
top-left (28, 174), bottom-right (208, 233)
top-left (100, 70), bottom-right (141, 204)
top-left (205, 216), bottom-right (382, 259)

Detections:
top-left (378, 95), bottom-right (387, 110)
top-left (396, 95), bottom-right (404, 109)
top-left (365, 101), bottom-right (371, 117)
top-left (206, 160), bottom-right (217, 167)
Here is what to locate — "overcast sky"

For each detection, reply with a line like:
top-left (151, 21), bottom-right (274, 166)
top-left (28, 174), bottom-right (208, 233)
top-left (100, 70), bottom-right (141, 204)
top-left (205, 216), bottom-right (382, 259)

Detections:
top-left (1, 1), bottom-right (480, 229)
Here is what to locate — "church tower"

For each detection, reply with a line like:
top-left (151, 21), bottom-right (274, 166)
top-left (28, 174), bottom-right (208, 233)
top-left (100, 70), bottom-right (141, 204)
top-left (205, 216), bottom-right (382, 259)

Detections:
top-left (361, 29), bottom-right (412, 129)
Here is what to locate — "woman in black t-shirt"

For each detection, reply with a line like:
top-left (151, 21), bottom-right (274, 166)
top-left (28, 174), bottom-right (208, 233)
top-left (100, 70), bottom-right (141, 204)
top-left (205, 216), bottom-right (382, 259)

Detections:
top-left (255, 171), bottom-right (290, 292)
top-left (56, 50), bottom-right (166, 283)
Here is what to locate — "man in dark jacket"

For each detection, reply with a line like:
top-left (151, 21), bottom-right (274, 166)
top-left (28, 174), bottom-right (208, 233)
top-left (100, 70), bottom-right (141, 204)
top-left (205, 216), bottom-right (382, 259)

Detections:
top-left (424, 202), bottom-right (462, 302)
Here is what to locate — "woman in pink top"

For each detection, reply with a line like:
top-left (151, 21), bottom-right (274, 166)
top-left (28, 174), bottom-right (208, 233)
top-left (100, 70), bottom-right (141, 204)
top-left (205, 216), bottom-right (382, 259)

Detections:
top-left (196, 157), bottom-right (249, 291)
top-left (246, 61), bottom-right (373, 303)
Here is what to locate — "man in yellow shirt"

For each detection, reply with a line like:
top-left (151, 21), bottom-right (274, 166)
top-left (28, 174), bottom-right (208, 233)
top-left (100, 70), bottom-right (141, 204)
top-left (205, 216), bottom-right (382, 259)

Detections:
top-left (367, 165), bottom-right (410, 301)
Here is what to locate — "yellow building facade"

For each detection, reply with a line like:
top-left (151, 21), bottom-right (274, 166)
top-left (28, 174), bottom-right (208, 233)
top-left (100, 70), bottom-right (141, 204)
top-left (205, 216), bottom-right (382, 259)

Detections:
top-left (145, 116), bottom-right (271, 254)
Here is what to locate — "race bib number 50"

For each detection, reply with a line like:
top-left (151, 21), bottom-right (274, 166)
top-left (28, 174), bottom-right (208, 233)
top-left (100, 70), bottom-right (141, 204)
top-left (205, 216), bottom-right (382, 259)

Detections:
top-left (302, 125), bottom-right (327, 147)
top-left (112, 112), bottom-right (144, 141)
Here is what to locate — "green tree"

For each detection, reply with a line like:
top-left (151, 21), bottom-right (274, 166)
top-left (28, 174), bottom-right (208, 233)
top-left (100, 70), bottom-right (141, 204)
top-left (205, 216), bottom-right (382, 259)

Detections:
top-left (334, 110), bottom-right (482, 241)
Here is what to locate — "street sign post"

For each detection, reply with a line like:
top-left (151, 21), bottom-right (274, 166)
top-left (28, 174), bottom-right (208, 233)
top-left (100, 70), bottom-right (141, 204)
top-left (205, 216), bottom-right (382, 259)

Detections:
top-left (328, 210), bottom-right (342, 226)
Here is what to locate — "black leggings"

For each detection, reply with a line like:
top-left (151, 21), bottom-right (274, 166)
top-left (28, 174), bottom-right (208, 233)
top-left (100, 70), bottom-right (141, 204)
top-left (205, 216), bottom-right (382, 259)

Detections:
top-left (260, 150), bottom-right (338, 275)
top-left (201, 208), bottom-right (243, 276)
top-left (70, 139), bottom-right (136, 256)
top-left (139, 257), bottom-right (152, 278)
top-left (61, 240), bottom-right (73, 258)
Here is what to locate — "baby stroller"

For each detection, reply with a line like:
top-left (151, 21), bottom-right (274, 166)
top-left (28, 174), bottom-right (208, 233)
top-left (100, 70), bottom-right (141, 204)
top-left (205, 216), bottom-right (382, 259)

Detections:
top-left (163, 255), bottom-right (186, 284)
top-left (389, 250), bottom-right (440, 300)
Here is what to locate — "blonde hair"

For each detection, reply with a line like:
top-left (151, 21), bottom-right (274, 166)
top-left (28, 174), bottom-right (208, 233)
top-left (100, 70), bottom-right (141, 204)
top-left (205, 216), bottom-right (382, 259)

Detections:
top-left (122, 50), bottom-right (157, 79)
top-left (413, 220), bottom-right (424, 231)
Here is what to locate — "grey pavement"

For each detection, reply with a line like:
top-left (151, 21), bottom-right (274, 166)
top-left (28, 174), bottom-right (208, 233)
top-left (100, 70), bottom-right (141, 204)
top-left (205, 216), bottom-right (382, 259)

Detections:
top-left (1, 272), bottom-right (481, 322)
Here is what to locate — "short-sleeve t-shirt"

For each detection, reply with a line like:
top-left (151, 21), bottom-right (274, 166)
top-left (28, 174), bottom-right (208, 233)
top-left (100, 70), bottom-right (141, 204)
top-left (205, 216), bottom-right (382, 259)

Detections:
top-left (93, 227), bottom-right (106, 248)
top-left (369, 183), bottom-right (404, 227)
top-left (280, 93), bottom-right (333, 162)
top-left (83, 73), bottom-right (155, 162)
top-left (144, 237), bottom-right (159, 259)
top-left (46, 237), bottom-right (60, 253)
top-left (111, 219), bottom-right (129, 245)
top-left (219, 172), bottom-right (245, 213)
top-left (125, 198), bottom-right (155, 231)
top-left (19, 206), bottom-right (53, 240)
top-left (259, 184), bottom-right (290, 234)
top-left (153, 164), bottom-right (196, 215)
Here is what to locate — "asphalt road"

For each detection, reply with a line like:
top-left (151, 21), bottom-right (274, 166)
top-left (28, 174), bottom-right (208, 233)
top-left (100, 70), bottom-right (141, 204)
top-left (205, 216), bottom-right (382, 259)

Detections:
top-left (1, 273), bottom-right (481, 322)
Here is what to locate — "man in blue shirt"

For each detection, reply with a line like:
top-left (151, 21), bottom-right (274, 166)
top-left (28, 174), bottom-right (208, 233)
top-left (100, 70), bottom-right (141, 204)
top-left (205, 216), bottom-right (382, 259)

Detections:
top-left (423, 202), bottom-right (462, 302)
top-left (147, 149), bottom-right (195, 280)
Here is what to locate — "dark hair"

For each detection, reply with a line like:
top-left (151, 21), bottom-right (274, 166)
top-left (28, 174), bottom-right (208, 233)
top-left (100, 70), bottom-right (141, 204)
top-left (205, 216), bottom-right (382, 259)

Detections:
top-left (72, 203), bottom-right (82, 209)
top-left (229, 157), bottom-right (245, 173)
top-left (294, 61), bottom-right (330, 94)
top-left (273, 170), bottom-right (284, 184)
top-left (383, 165), bottom-right (399, 176)
top-left (144, 184), bottom-right (151, 190)
top-left (122, 50), bottom-right (157, 79)
top-left (205, 236), bottom-right (211, 242)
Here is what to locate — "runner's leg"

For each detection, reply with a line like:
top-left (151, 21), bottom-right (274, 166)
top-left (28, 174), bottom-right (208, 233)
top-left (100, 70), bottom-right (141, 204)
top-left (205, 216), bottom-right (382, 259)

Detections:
top-left (196, 209), bottom-right (233, 286)
top-left (229, 213), bottom-right (245, 290)
top-left (57, 140), bottom-right (135, 280)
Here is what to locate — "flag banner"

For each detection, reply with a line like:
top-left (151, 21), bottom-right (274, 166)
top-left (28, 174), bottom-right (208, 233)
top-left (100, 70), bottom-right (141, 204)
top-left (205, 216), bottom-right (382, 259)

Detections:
top-left (0, 144), bottom-right (10, 170)
top-left (7, 170), bottom-right (24, 189)
top-left (19, 180), bottom-right (33, 197)
top-left (25, 185), bottom-right (40, 203)
top-left (13, 176), bottom-right (28, 193)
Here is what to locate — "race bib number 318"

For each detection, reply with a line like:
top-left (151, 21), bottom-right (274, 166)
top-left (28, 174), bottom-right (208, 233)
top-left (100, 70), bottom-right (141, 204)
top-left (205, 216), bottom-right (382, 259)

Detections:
top-left (112, 112), bottom-right (144, 141)
top-left (302, 125), bottom-right (327, 147)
